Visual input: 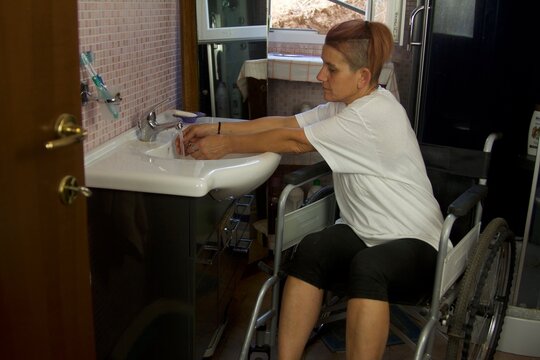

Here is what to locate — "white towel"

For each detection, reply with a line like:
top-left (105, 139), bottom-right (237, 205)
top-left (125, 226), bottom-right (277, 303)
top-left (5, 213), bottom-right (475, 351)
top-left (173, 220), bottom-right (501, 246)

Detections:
top-left (236, 58), bottom-right (268, 99)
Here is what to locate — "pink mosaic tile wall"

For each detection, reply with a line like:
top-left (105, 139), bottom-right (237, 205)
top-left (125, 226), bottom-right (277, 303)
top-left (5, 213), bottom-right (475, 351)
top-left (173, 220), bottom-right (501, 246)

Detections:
top-left (78, 0), bottom-right (181, 152)
top-left (268, 79), bottom-right (324, 116)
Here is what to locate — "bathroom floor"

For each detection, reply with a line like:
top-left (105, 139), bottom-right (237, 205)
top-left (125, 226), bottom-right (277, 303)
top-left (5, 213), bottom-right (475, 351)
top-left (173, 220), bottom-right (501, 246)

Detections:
top-left (211, 259), bottom-right (537, 360)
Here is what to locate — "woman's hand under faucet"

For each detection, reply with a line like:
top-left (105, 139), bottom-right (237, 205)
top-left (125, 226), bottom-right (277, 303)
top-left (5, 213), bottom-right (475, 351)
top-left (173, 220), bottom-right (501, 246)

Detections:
top-left (176, 123), bottom-right (230, 160)
top-left (184, 136), bottom-right (232, 160)
top-left (182, 123), bottom-right (220, 143)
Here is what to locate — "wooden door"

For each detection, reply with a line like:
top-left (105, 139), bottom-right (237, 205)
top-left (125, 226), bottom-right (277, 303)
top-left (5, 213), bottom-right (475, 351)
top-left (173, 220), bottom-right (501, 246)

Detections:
top-left (0, 0), bottom-right (96, 359)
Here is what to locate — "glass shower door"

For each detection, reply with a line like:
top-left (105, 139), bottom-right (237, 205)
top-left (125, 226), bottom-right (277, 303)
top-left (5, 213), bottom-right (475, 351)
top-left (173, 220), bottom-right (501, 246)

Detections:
top-left (196, 0), bottom-right (268, 118)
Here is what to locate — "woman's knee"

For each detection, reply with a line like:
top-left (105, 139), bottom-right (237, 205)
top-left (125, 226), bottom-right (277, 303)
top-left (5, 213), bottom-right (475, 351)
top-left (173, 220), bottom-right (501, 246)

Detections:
top-left (294, 231), bottom-right (326, 264)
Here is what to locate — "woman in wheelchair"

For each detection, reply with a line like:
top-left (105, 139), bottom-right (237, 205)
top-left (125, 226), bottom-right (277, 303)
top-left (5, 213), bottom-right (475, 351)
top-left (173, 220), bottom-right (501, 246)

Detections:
top-left (179, 20), bottom-right (444, 360)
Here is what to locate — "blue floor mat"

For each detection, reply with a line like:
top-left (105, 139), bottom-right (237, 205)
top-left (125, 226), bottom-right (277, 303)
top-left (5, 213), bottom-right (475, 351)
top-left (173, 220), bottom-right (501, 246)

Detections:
top-left (320, 305), bottom-right (421, 353)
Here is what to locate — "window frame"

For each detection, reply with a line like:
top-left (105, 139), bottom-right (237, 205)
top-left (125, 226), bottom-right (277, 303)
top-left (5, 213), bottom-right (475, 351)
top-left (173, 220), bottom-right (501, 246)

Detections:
top-left (268, 29), bottom-right (326, 44)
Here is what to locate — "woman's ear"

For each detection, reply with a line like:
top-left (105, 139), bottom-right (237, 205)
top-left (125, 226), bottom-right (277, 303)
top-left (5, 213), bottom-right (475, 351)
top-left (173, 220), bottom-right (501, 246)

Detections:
top-left (356, 67), bottom-right (372, 89)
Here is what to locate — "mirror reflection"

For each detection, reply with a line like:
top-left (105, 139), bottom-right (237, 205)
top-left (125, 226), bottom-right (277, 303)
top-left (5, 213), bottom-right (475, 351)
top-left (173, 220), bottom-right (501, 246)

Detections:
top-left (265, 0), bottom-right (409, 120)
top-left (197, 0), bottom-right (410, 122)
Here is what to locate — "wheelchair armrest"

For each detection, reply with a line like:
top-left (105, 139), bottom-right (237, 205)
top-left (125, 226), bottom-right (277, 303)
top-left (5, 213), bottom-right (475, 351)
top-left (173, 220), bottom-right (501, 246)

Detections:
top-left (283, 161), bottom-right (331, 186)
top-left (447, 184), bottom-right (488, 217)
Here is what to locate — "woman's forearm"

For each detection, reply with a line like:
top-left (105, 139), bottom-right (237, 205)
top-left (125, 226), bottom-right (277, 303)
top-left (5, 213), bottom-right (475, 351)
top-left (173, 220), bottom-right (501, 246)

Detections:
top-left (220, 115), bottom-right (298, 135)
top-left (227, 127), bottom-right (315, 154)
top-left (182, 115), bottom-right (304, 158)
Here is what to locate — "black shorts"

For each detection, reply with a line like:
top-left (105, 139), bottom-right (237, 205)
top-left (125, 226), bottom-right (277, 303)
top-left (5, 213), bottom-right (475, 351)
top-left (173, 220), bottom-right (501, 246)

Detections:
top-left (286, 224), bottom-right (438, 304)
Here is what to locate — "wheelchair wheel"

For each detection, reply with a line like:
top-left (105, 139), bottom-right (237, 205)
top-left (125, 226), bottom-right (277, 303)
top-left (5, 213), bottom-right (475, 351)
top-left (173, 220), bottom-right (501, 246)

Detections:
top-left (446, 218), bottom-right (515, 360)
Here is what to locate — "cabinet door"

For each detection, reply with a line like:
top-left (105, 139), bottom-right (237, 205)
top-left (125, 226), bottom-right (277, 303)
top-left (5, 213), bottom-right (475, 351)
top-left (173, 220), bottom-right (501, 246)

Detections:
top-left (195, 235), bottom-right (219, 359)
top-left (193, 196), bottom-right (232, 357)
top-left (88, 190), bottom-right (193, 359)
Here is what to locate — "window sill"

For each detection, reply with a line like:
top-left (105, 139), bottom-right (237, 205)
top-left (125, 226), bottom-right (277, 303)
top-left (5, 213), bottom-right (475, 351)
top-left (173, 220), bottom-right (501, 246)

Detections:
top-left (268, 53), bottom-right (323, 82)
top-left (237, 54), bottom-right (400, 100)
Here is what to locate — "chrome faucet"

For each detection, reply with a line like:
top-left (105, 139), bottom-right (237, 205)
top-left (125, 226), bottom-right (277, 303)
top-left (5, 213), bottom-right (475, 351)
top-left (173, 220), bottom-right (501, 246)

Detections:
top-left (136, 103), bottom-right (182, 142)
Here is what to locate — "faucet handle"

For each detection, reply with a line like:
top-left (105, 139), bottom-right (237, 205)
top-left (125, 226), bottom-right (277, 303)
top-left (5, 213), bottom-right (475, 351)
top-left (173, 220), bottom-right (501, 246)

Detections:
top-left (145, 98), bottom-right (168, 122)
top-left (147, 109), bottom-right (157, 122)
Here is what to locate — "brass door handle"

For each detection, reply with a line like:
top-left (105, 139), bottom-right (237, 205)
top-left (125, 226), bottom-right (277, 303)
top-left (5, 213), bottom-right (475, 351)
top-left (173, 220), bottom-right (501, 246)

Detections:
top-left (58, 175), bottom-right (92, 205)
top-left (45, 114), bottom-right (88, 150)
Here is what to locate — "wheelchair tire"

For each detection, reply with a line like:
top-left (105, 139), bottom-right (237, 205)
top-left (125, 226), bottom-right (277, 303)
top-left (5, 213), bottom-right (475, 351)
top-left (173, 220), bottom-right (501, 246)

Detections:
top-left (446, 217), bottom-right (515, 360)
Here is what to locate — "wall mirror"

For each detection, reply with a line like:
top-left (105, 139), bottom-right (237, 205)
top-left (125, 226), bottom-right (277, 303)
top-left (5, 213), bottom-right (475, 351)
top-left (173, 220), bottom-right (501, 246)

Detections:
top-left (266, 0), bottom-right (409, 118)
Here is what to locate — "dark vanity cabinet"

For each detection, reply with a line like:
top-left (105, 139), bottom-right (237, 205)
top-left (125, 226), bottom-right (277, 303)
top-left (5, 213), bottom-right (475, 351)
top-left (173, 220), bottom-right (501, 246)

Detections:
top-left (87, 188), bottom-right (245, 359)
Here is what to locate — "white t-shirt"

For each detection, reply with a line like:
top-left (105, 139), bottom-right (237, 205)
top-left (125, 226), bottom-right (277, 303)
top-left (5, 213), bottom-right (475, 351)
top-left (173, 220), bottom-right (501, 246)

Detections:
top-left (296, 87), bottom-right (444, 250)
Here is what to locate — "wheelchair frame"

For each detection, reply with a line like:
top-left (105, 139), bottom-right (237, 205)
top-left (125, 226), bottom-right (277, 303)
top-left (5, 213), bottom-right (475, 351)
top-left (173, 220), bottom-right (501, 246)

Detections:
top-left (240, 133), bottom-right (515, 360)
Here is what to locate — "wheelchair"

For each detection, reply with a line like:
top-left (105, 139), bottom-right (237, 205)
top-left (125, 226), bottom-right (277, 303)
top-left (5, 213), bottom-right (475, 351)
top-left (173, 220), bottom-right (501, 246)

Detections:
top-left (239, 133), bottom-right (516, 360)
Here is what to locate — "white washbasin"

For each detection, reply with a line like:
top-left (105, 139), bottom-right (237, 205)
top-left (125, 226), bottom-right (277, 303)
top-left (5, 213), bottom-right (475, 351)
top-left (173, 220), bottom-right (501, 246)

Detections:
top-left (84, 116), bottom-right (281, 200)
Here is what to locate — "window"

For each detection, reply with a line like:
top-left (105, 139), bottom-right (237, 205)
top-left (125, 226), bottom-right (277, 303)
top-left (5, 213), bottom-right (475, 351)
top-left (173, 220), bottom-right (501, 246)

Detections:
top-left (269, 0), bottom-right (406, 45)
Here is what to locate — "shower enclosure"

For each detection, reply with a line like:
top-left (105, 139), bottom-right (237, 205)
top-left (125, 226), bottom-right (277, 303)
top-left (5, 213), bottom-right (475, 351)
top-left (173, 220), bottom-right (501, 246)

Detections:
top-left (499, 139), bottom-right (540, 356)
top-left (196, 0), bottom-right (267, 118)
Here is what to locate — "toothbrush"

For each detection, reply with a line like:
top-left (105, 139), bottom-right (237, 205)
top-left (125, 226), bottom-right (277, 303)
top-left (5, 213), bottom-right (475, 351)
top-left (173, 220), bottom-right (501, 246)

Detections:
top-left (80, 52), bottom-right (120, 119)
